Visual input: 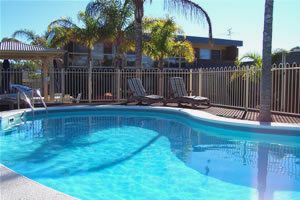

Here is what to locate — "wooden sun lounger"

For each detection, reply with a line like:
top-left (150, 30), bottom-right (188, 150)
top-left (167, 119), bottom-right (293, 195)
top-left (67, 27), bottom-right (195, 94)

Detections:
top-left (169, 77), bottom-right (210, 108)
top-left (127, 78), bottom-right (166, 105)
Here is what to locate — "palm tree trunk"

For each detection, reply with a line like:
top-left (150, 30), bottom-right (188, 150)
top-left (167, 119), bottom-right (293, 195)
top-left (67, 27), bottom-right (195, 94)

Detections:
top-left (88, 49), bottom-right (92, 103)
top-left (158, 58), bottom-right (164, 96)
top-left (115, 44), bottom-right (121, 70)
top-left (134, 0), bottom-right (144, 69)
top-left (258, 0), bottom-right (274, 122)
top-left (257, 143), bottom-right (269, 200)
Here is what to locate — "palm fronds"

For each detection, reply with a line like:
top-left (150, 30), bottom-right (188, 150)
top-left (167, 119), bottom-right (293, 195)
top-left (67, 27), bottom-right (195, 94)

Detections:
top-left (163, 0), bottom-right (212, 42)
top-left (12, 29), bottom-right (37, 42)
top-left (230, 53), bottom-right (262, 82)
top-left (142, 17), bottom-right (194, 69)
top-left (1, 37), bottom-right (20, 42)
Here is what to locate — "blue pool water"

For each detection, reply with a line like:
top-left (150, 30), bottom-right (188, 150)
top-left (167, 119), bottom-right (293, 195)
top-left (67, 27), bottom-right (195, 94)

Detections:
top-left (0, 110), bottom-right (300, 200)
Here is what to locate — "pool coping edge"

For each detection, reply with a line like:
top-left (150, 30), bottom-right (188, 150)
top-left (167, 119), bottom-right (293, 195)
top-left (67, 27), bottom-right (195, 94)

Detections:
top-left (0, 105), bottom-right (299, 129)
top-left (0, 164), bottom-right (79, 200)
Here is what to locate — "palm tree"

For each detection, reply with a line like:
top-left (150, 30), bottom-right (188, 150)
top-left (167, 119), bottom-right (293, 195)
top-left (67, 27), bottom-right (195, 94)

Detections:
top-left (230, 53), bottom-right (262, 82)
top-left (271, 48), bottom-right (289, 64)
top-left (12, 29), bottom-right (51, 47)
top-left (231, 50), bottom-right (293, 83)
top-left (258, 0), bottom-right (274, 122)
top-left (143, 17), bottom-right (194, 95)
top-left (143, 17), bottom-right (194, 70)
top-left (12, 28), bottom-right (67, 50)
top-left (86, 0), bottom-right (135, 69)
top-left (11, 30), bottom-right (52, 68)
top-left (48, 11), bottom-right (105, 103)
top-left (133, 0), bottom-right (212, 69)
top-left (1, 37), bottom-right (20, 42)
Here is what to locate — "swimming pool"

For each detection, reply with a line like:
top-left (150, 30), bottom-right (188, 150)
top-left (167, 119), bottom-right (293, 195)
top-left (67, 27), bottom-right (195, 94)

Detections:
top-left (0, 106), bottom-right (300, 200)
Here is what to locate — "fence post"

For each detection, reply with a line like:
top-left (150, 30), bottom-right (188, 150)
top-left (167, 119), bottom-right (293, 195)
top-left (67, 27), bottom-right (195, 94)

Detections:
top-left (49, 60), bottom-right (55, 103)
top-left (88, 60), bottom-right (92, 103)
top-left (31, 90), bottom-right (35, 108)
top-left (61, 68), bottom-right (65, 104)
top-left (116, 69), bottom-right (121, 102)
top-left (199, 69), bottom-right (202, 96)
top-left (136, 68), bottom-right (141, 79)
top-left (189, 69), bottom-right (193, 95)
top-left (42, 61), bottom-right (49, 102)
top-left (245, 66), bottom-right (249, 110)
top-left (17, 92), bottom-right (20, 109)
top-left (281, 54), bottom-right (286, 112)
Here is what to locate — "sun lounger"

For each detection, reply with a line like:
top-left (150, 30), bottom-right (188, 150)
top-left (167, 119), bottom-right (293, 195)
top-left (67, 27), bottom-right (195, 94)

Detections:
top-left (169, 77), bottom-right (210, 108)
top-left (127, 78), bottom-right (166, 105)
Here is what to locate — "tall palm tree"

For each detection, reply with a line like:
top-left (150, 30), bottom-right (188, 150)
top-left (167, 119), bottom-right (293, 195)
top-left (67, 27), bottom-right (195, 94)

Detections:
top-left (12, 29), bottom-right (51, 47)
top-left (143, 17), bottom-right (194, 70)
top-left (86, 0), bottom-right (135, 69)
top-left (12, 28), bottom-right (66, 50)
top-left (143, 17), bottom-right (194, 95)
top-left (133, 0), bottom-right (212, 69)
top-left (258, 0), bottom-right (274, 122)
top-left (11, 30), bottom-right (57, 69)
top-left (48, 11), bottom-right (105, 103)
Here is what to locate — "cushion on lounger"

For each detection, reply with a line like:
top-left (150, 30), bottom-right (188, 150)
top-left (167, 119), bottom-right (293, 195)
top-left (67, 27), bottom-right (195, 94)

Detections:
top-left (145, 95), bottom-right (163, 99)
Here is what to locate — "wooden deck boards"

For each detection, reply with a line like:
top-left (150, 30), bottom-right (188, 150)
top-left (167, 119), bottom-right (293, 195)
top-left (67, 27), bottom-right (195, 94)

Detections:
top-left (125, 102), bottom-right (300, 124)
top-left (1, 101), bottom-right (300, 124)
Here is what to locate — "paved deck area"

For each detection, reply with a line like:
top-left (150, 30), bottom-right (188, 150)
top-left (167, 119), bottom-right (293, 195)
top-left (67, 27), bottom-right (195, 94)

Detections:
top-left (0, 164), bottom-right (78, 200)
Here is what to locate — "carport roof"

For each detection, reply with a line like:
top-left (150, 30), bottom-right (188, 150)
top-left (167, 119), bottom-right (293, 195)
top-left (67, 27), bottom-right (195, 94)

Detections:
top-left (0, 41), bottom-right (65, 60)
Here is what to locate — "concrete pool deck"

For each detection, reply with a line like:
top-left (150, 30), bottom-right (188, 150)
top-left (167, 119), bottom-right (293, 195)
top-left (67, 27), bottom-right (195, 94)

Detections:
top-left (0, 164), bottom-right (78, 200)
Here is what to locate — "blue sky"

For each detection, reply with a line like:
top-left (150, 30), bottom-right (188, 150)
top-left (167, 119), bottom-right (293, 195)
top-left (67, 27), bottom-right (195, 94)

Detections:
top-left (1, 0), bottom-right (299, 57)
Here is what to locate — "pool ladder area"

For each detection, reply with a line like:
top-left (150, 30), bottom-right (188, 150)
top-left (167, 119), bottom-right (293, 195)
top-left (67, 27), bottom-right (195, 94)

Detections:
top-left (12, 85), bottom-right (48, 114)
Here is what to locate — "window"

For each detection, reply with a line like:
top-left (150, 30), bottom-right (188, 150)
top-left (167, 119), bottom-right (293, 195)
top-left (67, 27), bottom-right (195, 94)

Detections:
top-left (103, 55), bottom-right (113, 67)
top-left (211, 50), bottom-right (221, 60)
top-left (168, 57), bottom-right (180, 68)
top-left (142, 56), bottom-right (154, 68)
top-left (92, 43), bottom-right (103, 67)
top-left (200, 49), bottom-right (210, 60)
top-left (104, 44), bottom-right (113, 54)
top-left (180, 58), bottom-right (187, 68)
top-left (70, 53), bottom-right (88, 66)
top-left (127, 55), bottom-right (136, 67)
top-left (163, 59), bottom-right (169, 68)
top-left (93, 58), bottom-right (102, 67)
top-left (74, 43), bottom-right (87, 53)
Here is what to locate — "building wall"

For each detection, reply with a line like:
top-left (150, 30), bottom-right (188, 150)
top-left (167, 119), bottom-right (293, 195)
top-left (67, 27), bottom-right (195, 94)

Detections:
top-left (64, 41), bottom-right (240, 69)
